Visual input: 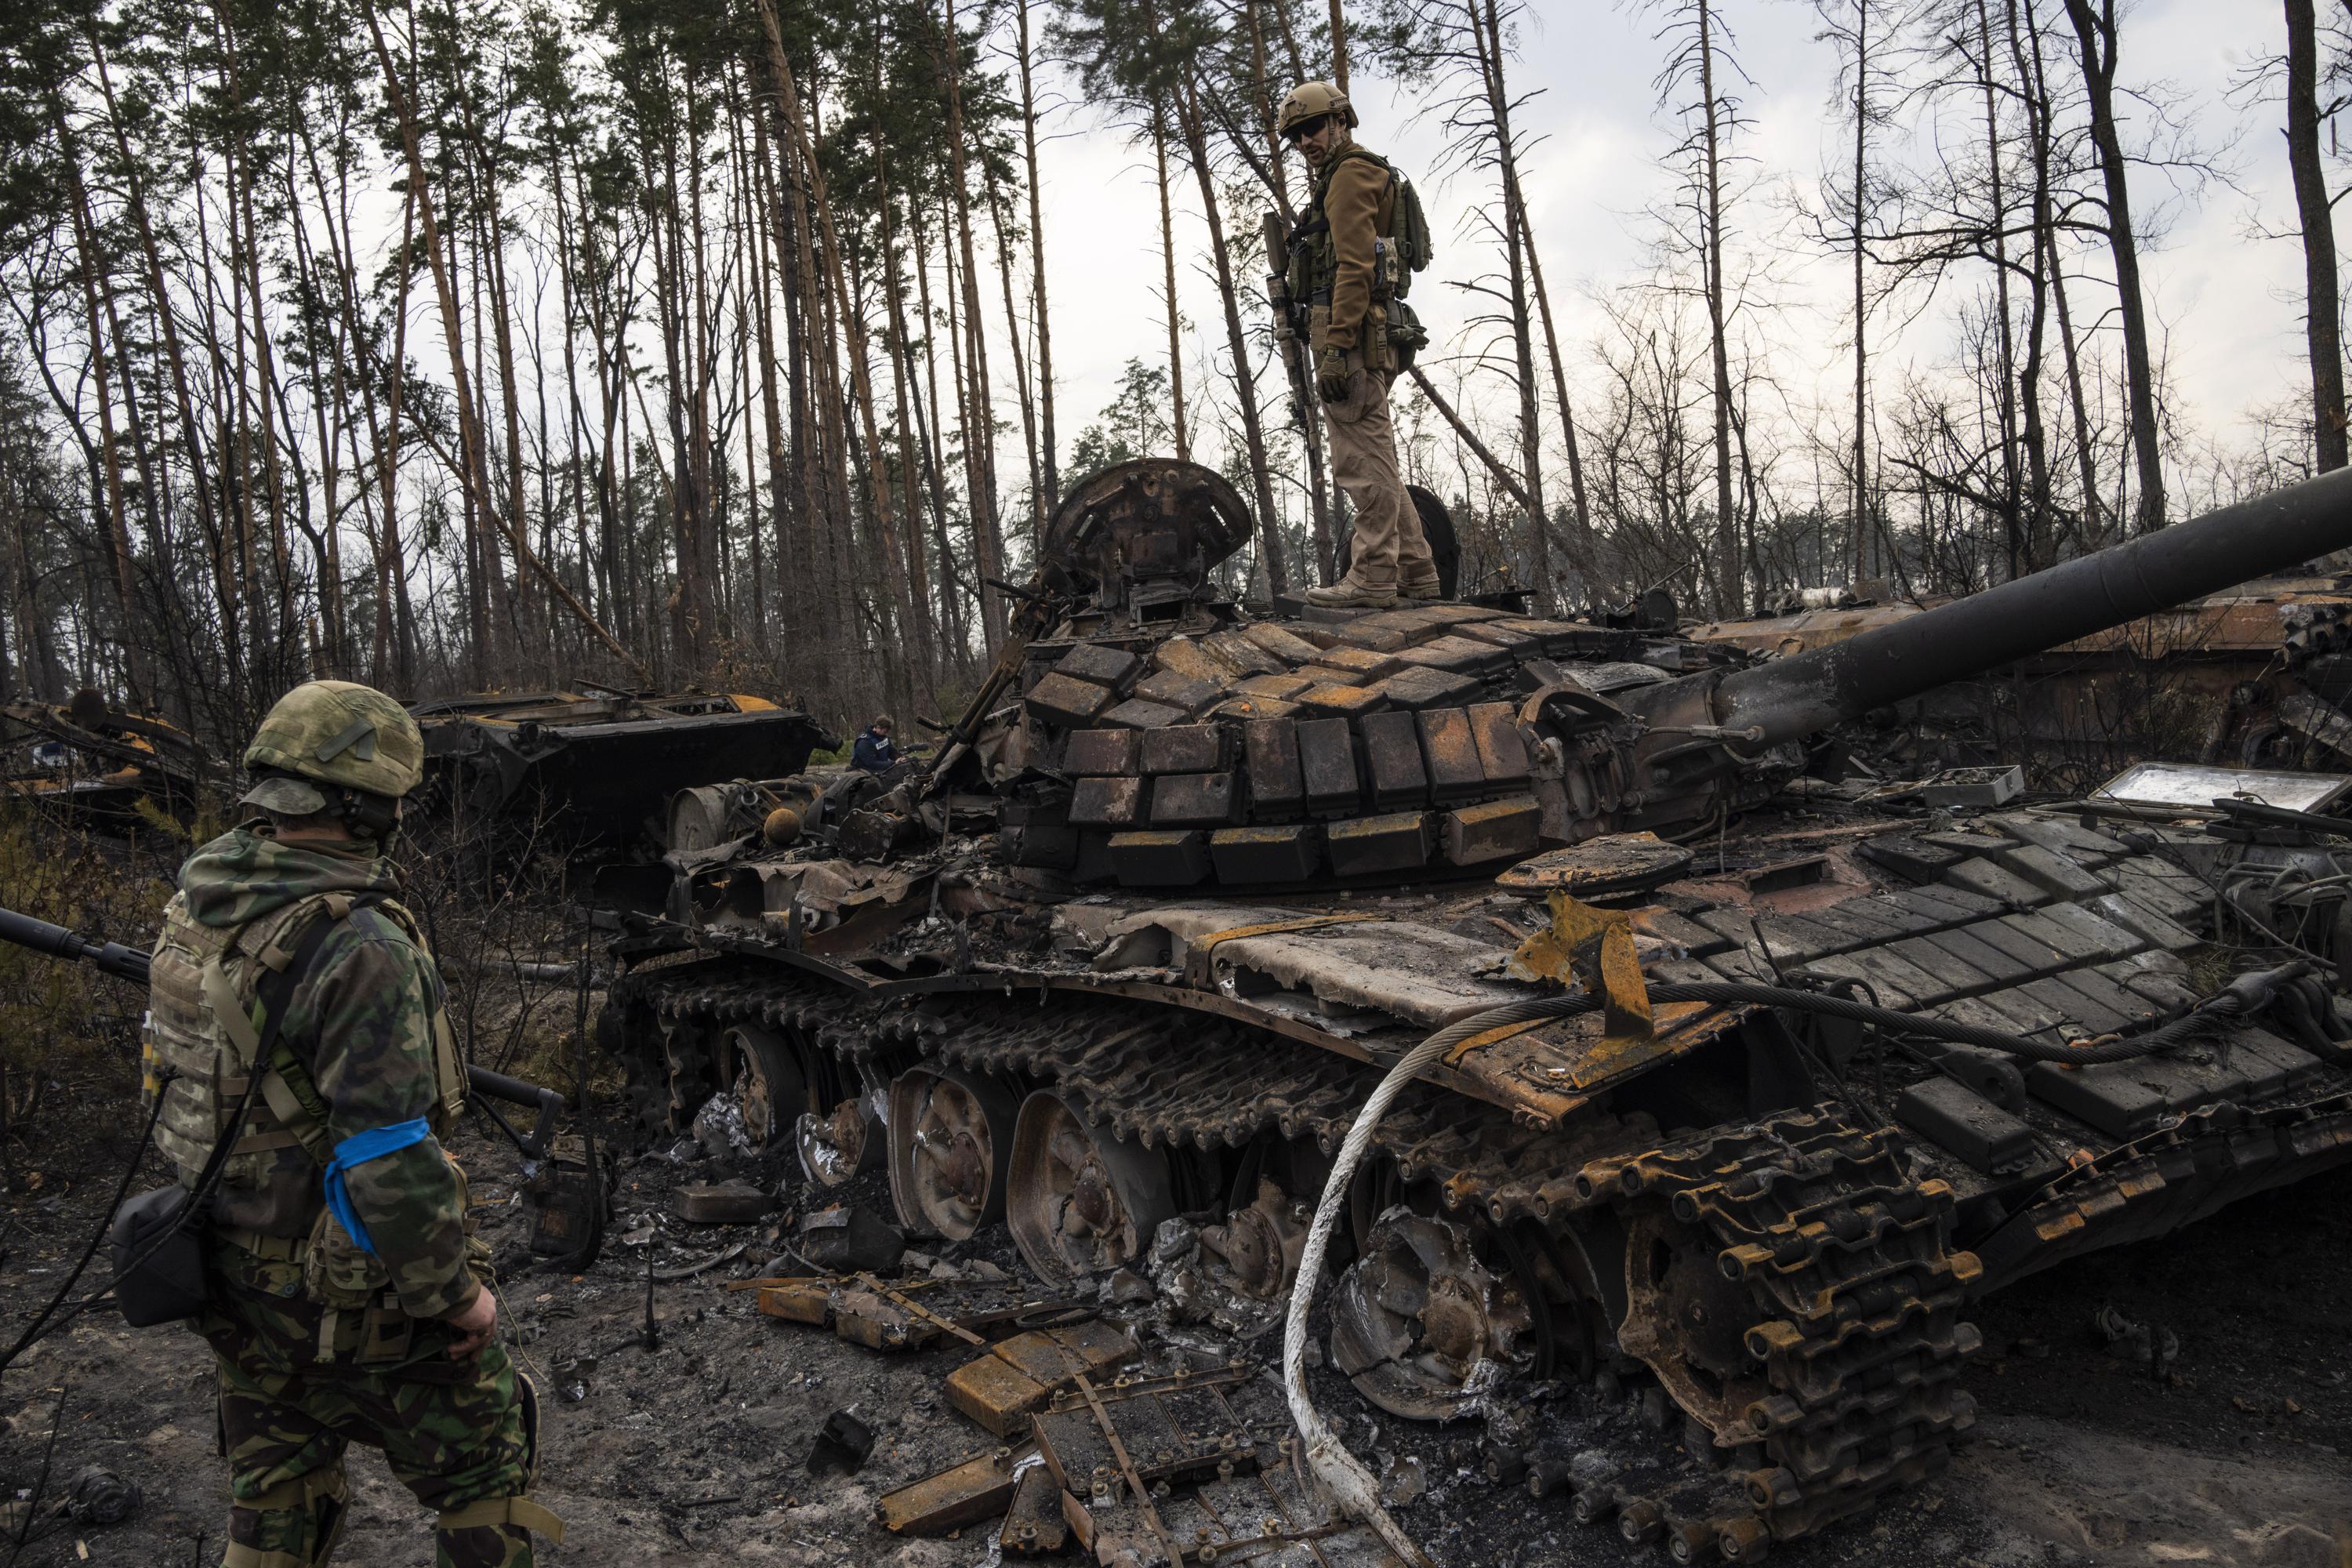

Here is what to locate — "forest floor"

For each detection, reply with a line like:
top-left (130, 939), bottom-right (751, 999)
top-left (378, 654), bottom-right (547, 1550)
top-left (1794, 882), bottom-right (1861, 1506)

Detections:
top-left (2, 1070), bottom-right (2349, 1568)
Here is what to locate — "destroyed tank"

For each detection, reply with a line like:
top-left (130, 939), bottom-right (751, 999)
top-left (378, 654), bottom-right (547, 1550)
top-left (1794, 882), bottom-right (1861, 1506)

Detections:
top-left (603, 459), bottom-right (2352, 1559)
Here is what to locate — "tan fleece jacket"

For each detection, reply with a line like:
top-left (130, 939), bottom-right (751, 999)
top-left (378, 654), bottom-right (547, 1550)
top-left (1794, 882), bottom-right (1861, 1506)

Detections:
top-left (1319, 146), bottom-right (1396, 350)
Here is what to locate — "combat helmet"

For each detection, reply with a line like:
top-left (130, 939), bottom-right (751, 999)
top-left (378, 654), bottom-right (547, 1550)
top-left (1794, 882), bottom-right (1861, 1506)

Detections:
top-left (241, 679), bottom-right (423, 833)
top-left (1277, 80), bottom-right (1356, 139)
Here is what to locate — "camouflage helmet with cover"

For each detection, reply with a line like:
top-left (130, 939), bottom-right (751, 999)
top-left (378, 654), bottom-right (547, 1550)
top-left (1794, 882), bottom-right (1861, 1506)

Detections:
top-left (1277, 80), bottom-right (1357, 138)
top-left (240, 680), bottom-right (423, 818)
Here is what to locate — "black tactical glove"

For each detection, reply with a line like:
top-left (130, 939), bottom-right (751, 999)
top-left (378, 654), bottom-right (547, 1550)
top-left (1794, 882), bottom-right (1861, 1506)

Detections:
top-left (1316, 346), bottom-right (1351, 405)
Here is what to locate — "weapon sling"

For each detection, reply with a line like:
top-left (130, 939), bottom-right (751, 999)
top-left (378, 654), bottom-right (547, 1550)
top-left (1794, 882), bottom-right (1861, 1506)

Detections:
top-left (110, 903), bottom-right (350, 1327)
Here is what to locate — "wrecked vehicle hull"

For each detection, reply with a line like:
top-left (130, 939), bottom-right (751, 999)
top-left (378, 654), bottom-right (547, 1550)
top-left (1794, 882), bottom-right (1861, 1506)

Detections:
top-left (1692, 581), bottom-right (2352, 783)
top-left (603, 459), bottom-right (2352, 1559)
top-left (409, 688), bottom-right (837, 856)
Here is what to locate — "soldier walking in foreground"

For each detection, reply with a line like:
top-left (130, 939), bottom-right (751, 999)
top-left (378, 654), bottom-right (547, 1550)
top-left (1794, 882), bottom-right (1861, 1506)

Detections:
top-left (1279, 80), bottom-right (1439, 609)
top-left (143, 681), bottom-right (561, 1566)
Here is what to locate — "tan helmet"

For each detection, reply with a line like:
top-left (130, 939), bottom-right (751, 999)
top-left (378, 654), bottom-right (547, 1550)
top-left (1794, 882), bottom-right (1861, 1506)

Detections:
top-left (1277, 80), bottom-right (1357, 139)
top-left (241, 680), bottom-right (424, 815)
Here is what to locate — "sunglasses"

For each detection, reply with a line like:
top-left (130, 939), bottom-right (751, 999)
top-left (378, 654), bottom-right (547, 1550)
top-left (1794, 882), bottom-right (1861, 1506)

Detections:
top-left (1284, 116), bottom-right (1330, 144)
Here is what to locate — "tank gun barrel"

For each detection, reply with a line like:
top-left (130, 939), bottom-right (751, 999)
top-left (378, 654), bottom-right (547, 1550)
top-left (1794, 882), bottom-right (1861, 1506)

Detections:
top-left (1708, 465), bottom-right (2352, 746)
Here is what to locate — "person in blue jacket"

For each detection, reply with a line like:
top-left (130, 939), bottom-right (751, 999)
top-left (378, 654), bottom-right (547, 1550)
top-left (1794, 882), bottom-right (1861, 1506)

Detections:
top-left (850, 716), bottom-right (899, 775)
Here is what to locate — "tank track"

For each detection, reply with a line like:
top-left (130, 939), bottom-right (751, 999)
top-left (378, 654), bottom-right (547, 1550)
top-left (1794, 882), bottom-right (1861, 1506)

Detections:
top-left (1584, 1111), bottom-right (1982, 1549)
top-left (621, 957), bottom-right (1652, 1225)
top-left (617, 958), bottom-right (1982, 1553)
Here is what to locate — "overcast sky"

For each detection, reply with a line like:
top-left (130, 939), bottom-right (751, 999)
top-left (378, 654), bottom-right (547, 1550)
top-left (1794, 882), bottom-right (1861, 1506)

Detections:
top-left (1014, 0), bottom-right (2314, 489)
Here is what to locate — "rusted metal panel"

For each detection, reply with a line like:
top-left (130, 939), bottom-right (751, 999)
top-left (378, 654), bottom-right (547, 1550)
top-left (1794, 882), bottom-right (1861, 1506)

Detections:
top-left (1466, 701), bottom-right (1530, 788)
top-left (1204, 629), bottom-right (1289, 676)
top-left (1231, 672), bottom-right (1317, 702)
top-left (1100, 698), bottom-right (1189, 730)
top-left (945, 1322), bottom-right (1138, 1438)
top-left (1300, 645), bottom-right (1403, 684)
top-left (1242, 719), bottom-right (1304, 812)
top-left (1239, 622), bottom-right (1321, 666)
top-left (1140, 724), bottom-right (1231, 775)
top-left (1415, 707), bottom-right (1484, 800)
top-left (1063, 728), bottom-right (1141, 777)
top-left (1107, 829), bottom-right (1211, 887)
top-left (1294, 683), bottom-right (1385, 720)
top-left (1326, 811), bottom-right (1432, 877)
top-left (997, 1465), bottom-right (1068, 1556)
top-left (1069, 776), bottom-right (1148, 828)
top-left (877, 1445), bottom-right (1032, 1536)
top-left (1028, 672), bottom-right (1116, 729)
top-left (1359, 712), bottom-right (1428, 808)
top-left (1055, 644), bottom-right (1145, 691)
top-left (1131, 669), bottom-right (1222, 716)
top-left (1208, 826), bottom-right (1323, 883)
top-left (1374, 665), bottom-right (1483, 710)
top-left (1150, 774), bottom-right (1241, 826)
top-left (1440, 796), bottom-right (1541, 867)
top-left (1294, 718), bottom-right (1360, 814)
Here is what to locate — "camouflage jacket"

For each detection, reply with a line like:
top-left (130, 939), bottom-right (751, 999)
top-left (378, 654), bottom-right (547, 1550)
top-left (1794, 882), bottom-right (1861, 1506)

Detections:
top-left (147, 828), bottom-right (477, 1321)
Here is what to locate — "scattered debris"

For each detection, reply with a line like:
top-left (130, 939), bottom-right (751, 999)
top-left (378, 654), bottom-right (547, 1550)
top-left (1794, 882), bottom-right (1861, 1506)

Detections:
top-left (64, 1466), bottom-right (139, 1526)
top-left (878, 1444), bottom-right (1033, 1536)
top-left (670, 1180), bottom-right (773, 1225)
top-left (652, 1240), bottom-right (749, 1279)
top-left (795, 1205), bottom-right (906, 1273)
top-left (753, 1272), bottom-right (1092, 1352)
top-left (946, 1322), bottom-right (1138, 1437)
top-left (997, 1463), bottom-right (1067, 1556)
top-left (806, 1409), bottom-right (875, 1476)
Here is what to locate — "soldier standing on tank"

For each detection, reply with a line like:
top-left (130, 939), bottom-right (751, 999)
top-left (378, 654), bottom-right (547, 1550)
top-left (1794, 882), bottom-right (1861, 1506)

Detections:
top-left (143, 681), bottom-right (561, 1567)
top-left (1279, 80), bottom-right (1439, 609)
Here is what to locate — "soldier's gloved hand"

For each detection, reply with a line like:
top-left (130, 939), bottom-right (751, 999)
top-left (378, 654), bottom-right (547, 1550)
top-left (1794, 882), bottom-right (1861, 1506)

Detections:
top-left (1316, 346), bottom-right (1352, 404)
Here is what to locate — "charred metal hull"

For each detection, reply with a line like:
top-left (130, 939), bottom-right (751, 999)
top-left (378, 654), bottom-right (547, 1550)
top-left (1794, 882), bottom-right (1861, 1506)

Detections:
top-left (601, 460), bottom-right (2352, 1555)
top-left (411, 689), bottom-right (836, 853)
top-left (1, 696), bottom-right (209, 832)
top-left (1692, 580), bottom-right (2352, 779)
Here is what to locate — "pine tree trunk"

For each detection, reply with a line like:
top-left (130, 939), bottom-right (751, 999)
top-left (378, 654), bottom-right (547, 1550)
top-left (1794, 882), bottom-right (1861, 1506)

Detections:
top-left (1697, 0), bottom-right (1740, 613)
top-left (2285, 0), bottom-right (2347, 472)
top-left (1014, 0), bottom-right (1058, 507)
top-left (1177, 82), bottom-right (1289, 594)
top-left (2061, 0), bottom-right (2166, 530)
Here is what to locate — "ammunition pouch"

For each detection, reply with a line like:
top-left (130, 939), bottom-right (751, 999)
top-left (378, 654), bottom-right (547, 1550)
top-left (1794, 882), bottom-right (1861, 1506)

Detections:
top-left (1388, 299), bottom-right (1429, 375)
top-left (301, 1205), bottom-right (391, 1314)
top-left (110, 1183), bottom-right (211, 1328)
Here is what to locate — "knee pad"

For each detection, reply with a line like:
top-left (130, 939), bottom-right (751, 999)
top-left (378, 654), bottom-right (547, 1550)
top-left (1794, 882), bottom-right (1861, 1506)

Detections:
top-left (434, 1374), bottom-right (563, 1557)
top-left (226, 1463), bottom-right (348, 1568)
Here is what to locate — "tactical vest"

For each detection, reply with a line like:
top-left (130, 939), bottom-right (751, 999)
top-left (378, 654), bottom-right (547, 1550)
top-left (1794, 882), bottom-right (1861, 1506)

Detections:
top-left (143, 890), bottom-right (465, 1240)
top-left (1287, 147), bottom-right (1434, 308)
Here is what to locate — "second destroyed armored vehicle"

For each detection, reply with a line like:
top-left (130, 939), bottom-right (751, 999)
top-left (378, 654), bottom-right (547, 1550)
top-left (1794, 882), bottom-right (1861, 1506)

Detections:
top-left (605, 459), bottom-right (2352, 1558)
top-left (408, 687), bottom-right (835, 864)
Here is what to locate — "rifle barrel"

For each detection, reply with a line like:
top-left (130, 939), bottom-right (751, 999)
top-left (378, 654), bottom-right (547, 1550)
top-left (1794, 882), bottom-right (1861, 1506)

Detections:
top-left (0, 906), bottom-right (151, 985)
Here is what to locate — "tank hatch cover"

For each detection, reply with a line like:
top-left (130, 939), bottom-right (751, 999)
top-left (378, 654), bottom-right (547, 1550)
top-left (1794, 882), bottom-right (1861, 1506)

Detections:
top-left (1040, 459), bottom-right (1253, 626)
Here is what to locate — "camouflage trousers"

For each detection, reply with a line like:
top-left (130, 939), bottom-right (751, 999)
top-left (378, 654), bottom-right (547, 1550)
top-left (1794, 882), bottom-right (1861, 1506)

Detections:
top-left (197, 1245), bottom-right (555, 1568)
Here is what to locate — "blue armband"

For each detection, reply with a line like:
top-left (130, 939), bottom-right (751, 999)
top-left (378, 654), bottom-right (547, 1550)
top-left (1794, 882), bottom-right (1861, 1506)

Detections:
top-left (320, 1118), bottom-right (432, 1256)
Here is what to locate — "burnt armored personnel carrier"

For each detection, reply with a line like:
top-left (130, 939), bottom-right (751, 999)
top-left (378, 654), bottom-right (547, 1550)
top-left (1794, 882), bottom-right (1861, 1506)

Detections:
top-left (408, 687), bottom-right (836, 862)
top-left (606, 460), bottom-right (2352, 1559)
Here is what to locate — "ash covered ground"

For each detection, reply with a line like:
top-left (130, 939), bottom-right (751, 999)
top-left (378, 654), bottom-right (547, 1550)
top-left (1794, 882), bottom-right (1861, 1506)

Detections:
top-left (2, 1076), bottom-right (2347, 1568)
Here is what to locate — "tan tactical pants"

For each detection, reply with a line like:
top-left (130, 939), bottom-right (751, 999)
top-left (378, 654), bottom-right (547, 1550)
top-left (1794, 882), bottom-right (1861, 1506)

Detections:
top-left (1322, 365), bottom-right (1433, 590)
